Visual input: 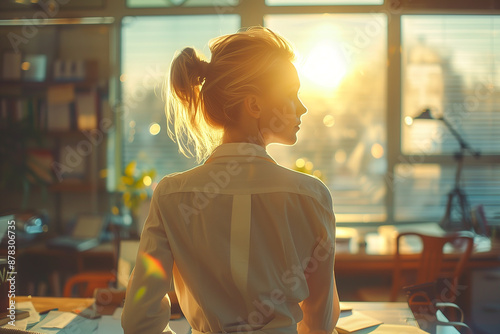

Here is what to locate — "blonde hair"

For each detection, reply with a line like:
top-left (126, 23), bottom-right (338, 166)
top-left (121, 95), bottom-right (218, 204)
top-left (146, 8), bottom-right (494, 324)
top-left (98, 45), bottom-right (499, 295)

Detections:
top-left (165, 27), bottom-right (295, 162)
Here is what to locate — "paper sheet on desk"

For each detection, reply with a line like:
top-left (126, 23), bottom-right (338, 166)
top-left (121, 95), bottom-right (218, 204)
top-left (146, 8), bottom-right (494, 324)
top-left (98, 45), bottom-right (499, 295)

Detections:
top-left (42, 313), bottom-right (77, 329)
top-left (336, 311), bottom-right (383, 333)
top-left (30, 311), bottom-right (99, 334)
top-left (169, 317), bottom-right (191, 334)
top-left (16, 301), bottom-right (40, 325)
top-left (97, 316), bottom-right (123, 334)
top-left (340, 303), bottom-right (353, 312)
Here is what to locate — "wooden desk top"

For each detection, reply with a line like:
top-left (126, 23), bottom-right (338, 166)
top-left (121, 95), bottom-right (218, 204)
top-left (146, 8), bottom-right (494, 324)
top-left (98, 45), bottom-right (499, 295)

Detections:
top-left (14, 296), bottom-right (94, 313)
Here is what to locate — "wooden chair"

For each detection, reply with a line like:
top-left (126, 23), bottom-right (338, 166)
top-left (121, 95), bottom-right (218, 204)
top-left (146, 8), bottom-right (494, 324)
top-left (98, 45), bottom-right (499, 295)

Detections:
top-left (390, 231), bottom-right (474, 302)
top-left (63, 223), bottom-right (122, 298)
top-left (63, 271), bottom-right (116, 298)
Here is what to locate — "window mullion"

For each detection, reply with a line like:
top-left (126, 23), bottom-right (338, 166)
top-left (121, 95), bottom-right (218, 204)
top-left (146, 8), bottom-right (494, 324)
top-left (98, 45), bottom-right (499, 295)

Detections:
top-left (386, 8), bottom-right (402, 225)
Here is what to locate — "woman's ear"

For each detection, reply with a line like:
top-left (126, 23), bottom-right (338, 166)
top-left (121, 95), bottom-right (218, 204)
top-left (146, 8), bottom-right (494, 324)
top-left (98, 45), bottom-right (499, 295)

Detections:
top-left (243, 94), bottom-right (262, 119)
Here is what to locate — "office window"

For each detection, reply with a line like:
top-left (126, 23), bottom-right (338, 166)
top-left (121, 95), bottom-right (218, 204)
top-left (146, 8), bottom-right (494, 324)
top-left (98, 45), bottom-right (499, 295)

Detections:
top-left (397, 15), bottom-right (500, 223)
top-left (121, 15), bottom-right (240, 178)
top-left (394, 164), bottom-right (500, 223)
top-left (265, 14), bottom-right (388, 222)
top-left (401, 15), bottom-right (500, 155)
top-left (127, 0), bottom-right (239, 8)
top-left (118, 11), bottom-right (499, 225)
top-left (266, 0), bottom-right (383, 6)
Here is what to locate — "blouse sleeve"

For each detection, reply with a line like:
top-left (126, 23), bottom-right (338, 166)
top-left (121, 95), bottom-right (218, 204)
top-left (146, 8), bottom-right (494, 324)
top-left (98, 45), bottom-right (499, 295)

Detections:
top-left (297, 200), bottom-right (340, 334)
top-left (121, 187), bottom-right (175, 334)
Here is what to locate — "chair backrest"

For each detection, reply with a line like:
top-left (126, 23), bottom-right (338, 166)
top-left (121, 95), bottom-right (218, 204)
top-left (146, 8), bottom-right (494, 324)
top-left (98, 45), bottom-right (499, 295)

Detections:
top-left (390, 231), bottom-right (474, 302)
top-left (63, 271), bottom-right (116, 298)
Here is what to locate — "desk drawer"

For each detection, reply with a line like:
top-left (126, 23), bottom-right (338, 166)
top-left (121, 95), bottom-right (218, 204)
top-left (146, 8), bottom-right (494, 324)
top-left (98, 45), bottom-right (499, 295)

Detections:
top-left (471, 268), bottom-right (500, 334)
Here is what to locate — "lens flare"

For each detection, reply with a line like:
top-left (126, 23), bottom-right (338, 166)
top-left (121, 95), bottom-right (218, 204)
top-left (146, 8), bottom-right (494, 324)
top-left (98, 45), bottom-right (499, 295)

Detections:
top-left (141, 252), bottom-right (167, 280)
top-left (134, 286), bottom-right (146, 303)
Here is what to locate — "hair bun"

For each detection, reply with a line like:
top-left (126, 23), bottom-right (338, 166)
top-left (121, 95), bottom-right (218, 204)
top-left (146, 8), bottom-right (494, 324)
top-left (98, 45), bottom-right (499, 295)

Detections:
top-left (199, 59), bottom-right (209, 81)
top-left (180, 47), bottom-right (209, 85)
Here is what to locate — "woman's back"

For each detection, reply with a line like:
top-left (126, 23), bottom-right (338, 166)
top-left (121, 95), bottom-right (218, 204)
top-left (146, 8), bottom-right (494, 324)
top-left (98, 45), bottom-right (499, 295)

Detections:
top-left (160, 143), bottom-right (334, 332)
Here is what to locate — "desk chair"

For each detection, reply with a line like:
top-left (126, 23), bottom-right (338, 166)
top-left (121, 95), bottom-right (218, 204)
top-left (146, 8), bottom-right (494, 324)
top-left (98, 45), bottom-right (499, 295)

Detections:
top-left (357, 231), bottom-right (474, 303)
top-left (390, 231), bottom-right (474, 303)
top-left (62, 224), bottom-right (125, 298)
top-left (63, 271), bottom-right (116, 298)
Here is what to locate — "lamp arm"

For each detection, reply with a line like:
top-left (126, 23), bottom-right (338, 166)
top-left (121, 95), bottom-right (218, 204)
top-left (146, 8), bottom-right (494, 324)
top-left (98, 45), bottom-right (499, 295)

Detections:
top-left (438, 117), bottom-right (481, 158)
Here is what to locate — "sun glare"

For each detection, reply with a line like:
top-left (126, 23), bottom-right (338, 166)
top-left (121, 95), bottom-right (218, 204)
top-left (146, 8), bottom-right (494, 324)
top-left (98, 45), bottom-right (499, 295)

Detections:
top-left (302, 41), bottom-right (348, 90)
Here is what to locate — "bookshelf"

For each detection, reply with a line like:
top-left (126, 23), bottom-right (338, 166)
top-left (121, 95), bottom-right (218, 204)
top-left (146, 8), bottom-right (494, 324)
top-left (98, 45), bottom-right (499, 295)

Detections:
top-left (0, 22), bottom-right (112, 233)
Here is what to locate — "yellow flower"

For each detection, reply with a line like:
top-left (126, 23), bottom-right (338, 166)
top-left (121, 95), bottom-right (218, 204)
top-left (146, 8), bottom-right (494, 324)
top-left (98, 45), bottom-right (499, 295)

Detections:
top-left (118, 160), bottom-right (156, 215)
top-left (124, 161), bottom-right (137, 177)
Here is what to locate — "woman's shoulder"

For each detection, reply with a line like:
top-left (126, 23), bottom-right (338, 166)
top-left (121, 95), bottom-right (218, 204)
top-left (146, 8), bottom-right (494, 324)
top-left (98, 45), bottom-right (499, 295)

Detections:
top-left (273, 164), bottom-right (333, 208)
top-left (152, 166), bottom-right (202, 194)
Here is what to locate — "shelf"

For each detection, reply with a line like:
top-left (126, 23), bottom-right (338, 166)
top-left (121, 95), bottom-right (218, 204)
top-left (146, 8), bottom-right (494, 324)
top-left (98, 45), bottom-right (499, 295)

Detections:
top-left (43, 129), bottom-right (104, 138)
top-left (0, 80), bottom-right (102, 91)
top-left (49, 181), bottom-right (106, 193)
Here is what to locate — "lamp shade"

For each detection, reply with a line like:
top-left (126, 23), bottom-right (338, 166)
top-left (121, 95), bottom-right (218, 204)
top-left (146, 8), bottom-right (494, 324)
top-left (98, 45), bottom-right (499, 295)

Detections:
top-left (414, 108), bottom-right (434, 120)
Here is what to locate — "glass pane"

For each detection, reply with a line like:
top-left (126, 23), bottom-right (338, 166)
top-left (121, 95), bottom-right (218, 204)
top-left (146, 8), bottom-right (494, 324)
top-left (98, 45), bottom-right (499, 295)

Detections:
top-left (266, 0), bottom-right (383, 5)
top-left (127, 0), bottom-right (239, 8)
top-left (121, 15), bottom-right (240, 180)
top-left (394, 164), bottom-right (500, 224)
top-left (265, 14), bottom-right (387, 223)
top-left (402, 16), bottom-right (500, 155)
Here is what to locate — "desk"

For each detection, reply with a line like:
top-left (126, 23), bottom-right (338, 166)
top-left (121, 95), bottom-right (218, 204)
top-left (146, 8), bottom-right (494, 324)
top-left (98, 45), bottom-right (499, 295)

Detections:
top-left (10, 296), bottom-right (189, 334)
top-left (7, 298), bottom-right (462, 334)
top-left (14, 296), bottom-right (94, 313)
top-left (9, 297), bottom-right (419, 334)
top-left (335, 246), bottom-right (500, 275)
top-left (335, 227), bottom-right (500, 275)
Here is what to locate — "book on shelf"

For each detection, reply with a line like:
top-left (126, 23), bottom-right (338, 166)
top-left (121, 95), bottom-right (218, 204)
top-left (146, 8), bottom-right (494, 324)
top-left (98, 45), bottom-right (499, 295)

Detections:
top-left (2, 52), bottom-right (22, 80)
top-left (75, 89), bottom-right (98, 130)
top-left (0, 78), bottom-right (101, 132)
top-left (22, 54), bottom-right (47, 82)
top-left (47, 84), bottom-right (75, 105)
top-left (26, 149), bottom-right (55, 185)
top-left (0, 97), bottom-right (44, 131)
top-left (46, 103), bottom-right (73, 131)
top-left (55, 144), bottom-right (87, 182)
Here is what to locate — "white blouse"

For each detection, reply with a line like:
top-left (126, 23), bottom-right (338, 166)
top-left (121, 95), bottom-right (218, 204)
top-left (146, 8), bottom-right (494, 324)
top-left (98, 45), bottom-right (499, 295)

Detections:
top-left (121, 142), bottom-right (340, 334)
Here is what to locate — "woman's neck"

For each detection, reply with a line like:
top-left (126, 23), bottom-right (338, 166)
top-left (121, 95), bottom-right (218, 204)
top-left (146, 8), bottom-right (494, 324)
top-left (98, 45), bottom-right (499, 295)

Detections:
top-left (221, 125), bottom-right (266, 148)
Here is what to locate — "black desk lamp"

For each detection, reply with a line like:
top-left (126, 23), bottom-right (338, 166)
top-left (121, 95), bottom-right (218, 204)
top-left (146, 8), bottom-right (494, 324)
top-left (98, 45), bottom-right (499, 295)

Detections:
top-left (414, 108), bottom-right (481, 231)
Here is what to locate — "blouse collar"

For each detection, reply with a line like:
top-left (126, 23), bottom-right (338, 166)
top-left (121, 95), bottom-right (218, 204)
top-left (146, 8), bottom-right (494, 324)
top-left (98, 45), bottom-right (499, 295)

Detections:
top-left (204, 142), bottom-right (277, 165)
